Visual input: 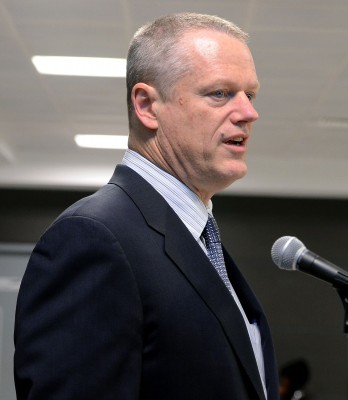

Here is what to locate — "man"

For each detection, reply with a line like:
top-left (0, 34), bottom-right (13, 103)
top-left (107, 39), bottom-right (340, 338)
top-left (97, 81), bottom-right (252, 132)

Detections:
top-left (14, 12), bottom-right (279, 400)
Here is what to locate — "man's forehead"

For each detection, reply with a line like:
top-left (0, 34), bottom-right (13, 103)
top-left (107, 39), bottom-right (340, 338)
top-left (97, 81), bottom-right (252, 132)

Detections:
top-left (192, 36), bottom-right (220, 58)
top-left (183, 30), bottom-right (251, 61)
top-left (184, 32), bottom-right (257, 72)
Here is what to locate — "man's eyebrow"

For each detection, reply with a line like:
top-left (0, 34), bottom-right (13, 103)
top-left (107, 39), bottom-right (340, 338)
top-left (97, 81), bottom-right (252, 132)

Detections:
top-left (248, 79), bottom-right (260, 92)
top-left (253, 81), bottom-right (261, 91)
top-left (197, 78), bottom-right (260, 93)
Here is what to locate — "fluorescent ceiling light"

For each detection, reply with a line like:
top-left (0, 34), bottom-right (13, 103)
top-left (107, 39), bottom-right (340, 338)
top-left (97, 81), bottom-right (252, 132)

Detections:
top-left (32, 56), bottom-right (126, 77)
top-left (316, 118), bottom-right (348, 129)
top-left (75, 134), bottom-right (128, 149)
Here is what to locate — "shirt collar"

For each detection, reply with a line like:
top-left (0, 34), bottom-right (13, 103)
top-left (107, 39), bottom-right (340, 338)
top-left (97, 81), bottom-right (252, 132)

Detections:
top-left (122, 149), bottom-right (211, 241)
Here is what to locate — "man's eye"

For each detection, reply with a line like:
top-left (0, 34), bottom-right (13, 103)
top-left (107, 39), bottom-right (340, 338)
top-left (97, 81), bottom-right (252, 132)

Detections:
top-left (246, 92), bottom-right (255, 102)
top-left (210, 90), bottom-right (232, 100)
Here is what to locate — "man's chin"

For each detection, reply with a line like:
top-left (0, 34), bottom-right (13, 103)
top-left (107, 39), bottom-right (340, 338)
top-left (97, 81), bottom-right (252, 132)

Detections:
top-left (214, 168), bottom-right (247, 193)
top-left (226, 163), bottom-right (247, 183)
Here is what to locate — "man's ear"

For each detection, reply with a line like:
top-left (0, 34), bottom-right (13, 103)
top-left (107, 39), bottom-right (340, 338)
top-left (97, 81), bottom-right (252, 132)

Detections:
top-left (131, 83), bottom-right (159, 130)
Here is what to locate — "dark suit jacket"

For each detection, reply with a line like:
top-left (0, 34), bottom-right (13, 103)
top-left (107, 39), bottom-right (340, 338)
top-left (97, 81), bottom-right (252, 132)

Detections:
top-left (14, 165), bottom-right (279, 400)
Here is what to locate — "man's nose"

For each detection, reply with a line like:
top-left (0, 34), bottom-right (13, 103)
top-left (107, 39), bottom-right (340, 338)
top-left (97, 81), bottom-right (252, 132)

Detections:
top-left (230, 92), bottom-right (259, 124)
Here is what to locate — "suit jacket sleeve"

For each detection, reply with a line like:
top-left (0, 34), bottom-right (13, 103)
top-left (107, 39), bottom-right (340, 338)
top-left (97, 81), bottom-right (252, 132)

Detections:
top-left (14, 215), bottom-right (143, 400)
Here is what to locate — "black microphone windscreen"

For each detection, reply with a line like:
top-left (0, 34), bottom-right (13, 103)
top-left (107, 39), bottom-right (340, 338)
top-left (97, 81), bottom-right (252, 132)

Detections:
top-left (271, 236), bottom-right (305, 270)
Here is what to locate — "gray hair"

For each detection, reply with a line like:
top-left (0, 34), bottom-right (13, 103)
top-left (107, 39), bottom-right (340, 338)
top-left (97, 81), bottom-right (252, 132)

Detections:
top-left (126, 12), bottom-right (248, 128)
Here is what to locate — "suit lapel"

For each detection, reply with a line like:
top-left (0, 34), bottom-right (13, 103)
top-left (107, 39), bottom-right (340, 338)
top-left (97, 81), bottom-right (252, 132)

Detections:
top-left (110, 165), bottom-right (267, 400)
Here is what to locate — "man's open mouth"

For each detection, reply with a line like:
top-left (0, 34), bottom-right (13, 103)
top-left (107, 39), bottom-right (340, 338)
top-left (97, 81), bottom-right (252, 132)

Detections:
top-left (225, 137), bottom-right (244, 146)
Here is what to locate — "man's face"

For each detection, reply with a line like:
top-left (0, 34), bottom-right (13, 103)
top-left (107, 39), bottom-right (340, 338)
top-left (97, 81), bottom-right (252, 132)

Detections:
top-left (153, 30), bottom-right (260, 203)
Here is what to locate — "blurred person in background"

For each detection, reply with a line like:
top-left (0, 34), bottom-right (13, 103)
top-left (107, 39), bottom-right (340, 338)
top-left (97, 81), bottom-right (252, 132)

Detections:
top-left (279, 359), bottom-right (311, 400)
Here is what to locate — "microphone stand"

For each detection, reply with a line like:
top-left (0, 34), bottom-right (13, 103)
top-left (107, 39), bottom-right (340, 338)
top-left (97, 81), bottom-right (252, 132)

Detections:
top-left (333, 272), bottom-right (348, 333)
top-left (334, 283), bottom-right (348, 399)
top-left (337, 288), bottom-right (348, 334)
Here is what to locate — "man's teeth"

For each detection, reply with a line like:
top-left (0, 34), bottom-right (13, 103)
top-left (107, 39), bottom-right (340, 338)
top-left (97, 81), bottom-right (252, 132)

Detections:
top-left (227, 137), bottom-right (244, 145)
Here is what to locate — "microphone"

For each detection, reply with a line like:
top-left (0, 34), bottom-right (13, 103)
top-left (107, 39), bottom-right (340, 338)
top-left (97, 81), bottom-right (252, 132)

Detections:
top-left (271, 236), bottom-right (348, 290)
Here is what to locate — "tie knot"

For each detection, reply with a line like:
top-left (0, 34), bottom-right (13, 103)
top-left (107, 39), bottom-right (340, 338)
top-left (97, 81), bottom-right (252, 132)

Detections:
top-left (202, 215), bottom-right (221, 246)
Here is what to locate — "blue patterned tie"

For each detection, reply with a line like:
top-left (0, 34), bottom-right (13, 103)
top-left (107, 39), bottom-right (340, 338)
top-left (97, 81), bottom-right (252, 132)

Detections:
top-left (203, 215), bottom-right (267, 397)
top-left (202, 215), bottom-right (234, 295)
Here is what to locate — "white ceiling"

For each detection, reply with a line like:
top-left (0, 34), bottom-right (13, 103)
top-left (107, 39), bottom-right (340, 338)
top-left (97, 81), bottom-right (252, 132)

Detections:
top-left (0, 0), bottom-right (348, 198)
